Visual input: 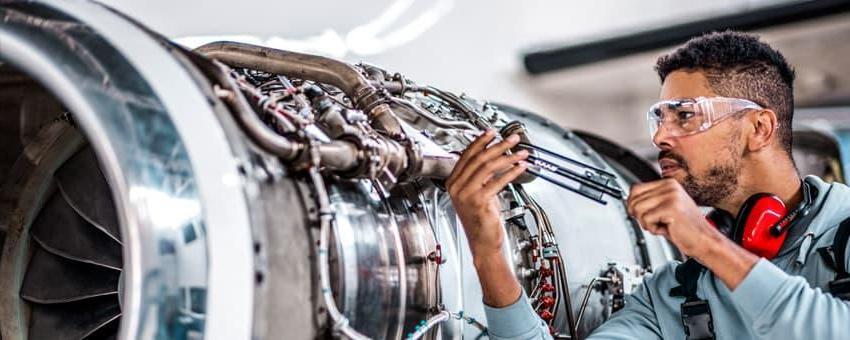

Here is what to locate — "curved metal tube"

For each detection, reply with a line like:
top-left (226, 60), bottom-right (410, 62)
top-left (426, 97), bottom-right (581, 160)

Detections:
top-left (406, 309), bottom-right (488, 340)
top-left (317, 142), bottom-right (360, 172)
top-left (422, 86), bottom-right (487, 129)
top-left (195, 41), bottom-right (406, 138)
top-left (195, 58), bottom-right (304, 160)
top-left (574, 276), bottom-right (612, 334)
top-left (197, 58), bottom-right (363, 173)
top-left (517, 188), bottom-right (576, 336)
top-left (311, 94), bottom-right (361, 138)
top-left (196, 41), bottom-right (371, 100)
top-left (406, 311), bottom-right (452, 340)
top-left (390, 98), bottom-right (476, 131)
top-left (194, 42), bottom-right (469, 180)
top-left (416, 156), bottom-right (457, 179)
top-left (309, 165), bottom-right (370, 340)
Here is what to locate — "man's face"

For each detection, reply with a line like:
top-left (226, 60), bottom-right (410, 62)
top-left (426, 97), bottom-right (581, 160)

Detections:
top-left (655, 70), bottom-right (744, 207)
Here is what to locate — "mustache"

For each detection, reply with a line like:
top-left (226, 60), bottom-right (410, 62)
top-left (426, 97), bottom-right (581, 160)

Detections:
top-left (658, 150), bottom-right (688, 170)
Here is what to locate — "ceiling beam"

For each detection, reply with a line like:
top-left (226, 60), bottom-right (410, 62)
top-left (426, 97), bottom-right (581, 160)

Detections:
top-left (523, 0), bottom-right (850, 75)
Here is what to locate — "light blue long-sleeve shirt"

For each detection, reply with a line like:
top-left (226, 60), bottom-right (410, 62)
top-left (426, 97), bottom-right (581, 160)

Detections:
top-left (483, 175), bottom-right (850, 339)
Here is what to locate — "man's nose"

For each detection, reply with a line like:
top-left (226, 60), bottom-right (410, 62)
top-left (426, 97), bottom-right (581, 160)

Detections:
top-left (652, 123), bottom-right (675, 149)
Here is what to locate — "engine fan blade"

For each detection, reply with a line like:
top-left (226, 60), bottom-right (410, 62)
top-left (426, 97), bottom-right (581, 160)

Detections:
top-left (23, 144), bottom-right (125, 340)
top-left (30, 191), bottom-right (122, 270)
top-left (54, 147), bottom-right (121, 242)
top-left (28, 294), bottom-right (121, 340)
top-left (21, 246), bottom-right (119, 304)
top-left (82, 315), bottom-right (120, 340)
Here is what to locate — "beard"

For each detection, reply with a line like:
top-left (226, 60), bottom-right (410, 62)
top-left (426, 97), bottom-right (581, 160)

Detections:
top-left (682, 163), bottom-right (739, 207)
top-left (659, 146), bottom-right (740, 207)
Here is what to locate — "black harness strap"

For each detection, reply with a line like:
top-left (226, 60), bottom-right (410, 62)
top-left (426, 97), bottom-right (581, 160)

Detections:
top-left (832, 218), bottom-right (850, 279)
top-left (670, 259), bottom-right (715, 340)
top-left (828, 218), bottom-right (850, 300)
top-left (817, 246), bottom-right (837, 271)
top-left (667, 196), bottom-right (845, 340)
top-left (670, 259), bottom-right (704, 298)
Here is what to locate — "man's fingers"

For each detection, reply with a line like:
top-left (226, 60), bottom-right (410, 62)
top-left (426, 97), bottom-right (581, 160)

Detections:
top-left (629, 193), bottom-right (657, 219)
top-left (451, 134), bottom-right (521, 191)
top-left (638, 206), bottom-right (673, 237)
top-left (457, 130), bottom-right (496, 170)
top-left (482, 162), bottom-right (528, 197)
top-left (627, 186), bottom-right (675, 217)
top-left (458, 134), bottom-right (521, 180)
top-left (626, 184), bottom-right (662, 215)
top-left (478, 134), bottom-right (522, 164)
top-left (447, 130), bottom-right (496, 189)
top-left (630, 194), bottom-right (671, 225)
top-left (628, 179), bottom-right (672, 202)
top-left (465, 151), bottom-right (529, 189)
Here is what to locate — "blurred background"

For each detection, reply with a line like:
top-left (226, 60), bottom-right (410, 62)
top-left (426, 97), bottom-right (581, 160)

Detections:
top-left (99, 0), bottom-right (850, 157)
top-left (1, 3), bottom-right (848, 339)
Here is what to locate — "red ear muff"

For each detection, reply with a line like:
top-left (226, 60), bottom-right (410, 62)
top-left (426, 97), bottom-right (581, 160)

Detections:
top-left (705, 209), bottom-right (735, 237)
top-left (734, 193), bottom-right (788, 259)
top-left (704, 182), bottom-right (814, 259)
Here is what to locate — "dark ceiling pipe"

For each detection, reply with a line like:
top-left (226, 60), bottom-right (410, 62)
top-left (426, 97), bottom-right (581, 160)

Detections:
top-left (523, 0), bottom-right (850, 75)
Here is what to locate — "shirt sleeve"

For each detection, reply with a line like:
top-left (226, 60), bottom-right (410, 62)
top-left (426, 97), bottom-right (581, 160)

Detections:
top-left (586, 271), bottom-right (664, 340)
top-left (729, 257), bottom-right (850, 339)
top-left (483, 292), bottom-right (553, 340)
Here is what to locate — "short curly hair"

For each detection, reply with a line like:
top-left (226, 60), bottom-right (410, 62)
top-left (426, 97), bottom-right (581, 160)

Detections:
top-left (655, 31), bottom-right (796, 155)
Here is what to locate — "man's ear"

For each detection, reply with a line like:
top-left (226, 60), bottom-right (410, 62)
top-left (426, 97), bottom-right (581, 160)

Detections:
top-left (746, 109), bottom-right (778, 152)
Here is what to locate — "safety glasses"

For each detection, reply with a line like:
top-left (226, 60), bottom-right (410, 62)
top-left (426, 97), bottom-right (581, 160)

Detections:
top-left (646, 96), bottom-right (762, 140)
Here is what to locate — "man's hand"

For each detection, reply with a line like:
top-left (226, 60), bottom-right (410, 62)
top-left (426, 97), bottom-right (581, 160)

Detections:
top-left (446, 129), bottom-right (528, 306)
top-left (627, 178), bottom-right (716, 256)
top-left (627, 178), bottom-right (758, 290)
top-left (446, 130), bottom-right (529, 256)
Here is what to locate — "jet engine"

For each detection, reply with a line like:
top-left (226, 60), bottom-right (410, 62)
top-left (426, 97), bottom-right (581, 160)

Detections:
top-left (0, 1), bottom-right (678, 339)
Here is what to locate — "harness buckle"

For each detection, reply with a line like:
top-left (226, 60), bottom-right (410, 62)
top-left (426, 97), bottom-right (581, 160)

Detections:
top-left (681, 299), bottom-right (715, 340)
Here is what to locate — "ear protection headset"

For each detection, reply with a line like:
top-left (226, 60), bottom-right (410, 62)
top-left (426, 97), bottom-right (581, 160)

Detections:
top-left (705, 181), bottom-right (814, 259)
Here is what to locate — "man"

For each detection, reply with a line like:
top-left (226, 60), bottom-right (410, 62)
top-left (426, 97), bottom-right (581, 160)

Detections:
top-left (446, 31), bottom-right (850, 339)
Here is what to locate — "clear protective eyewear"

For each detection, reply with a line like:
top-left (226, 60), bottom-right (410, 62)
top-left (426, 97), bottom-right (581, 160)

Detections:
top-left (646, 96), bottom-right (762, 140)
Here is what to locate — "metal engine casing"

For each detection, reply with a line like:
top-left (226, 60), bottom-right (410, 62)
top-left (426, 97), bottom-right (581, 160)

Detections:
top-left (0, 1), bottom-right (680, 340)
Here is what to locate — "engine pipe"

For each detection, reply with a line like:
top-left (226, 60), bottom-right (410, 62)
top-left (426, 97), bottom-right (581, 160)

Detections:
top-left (196, 41), bottom-right (407, 139)
top-left (309, 159), bottom-right (370, 340)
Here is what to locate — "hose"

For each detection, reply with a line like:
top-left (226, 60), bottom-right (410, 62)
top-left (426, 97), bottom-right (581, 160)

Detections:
top-left (309, 158), bottom-right (370, 340)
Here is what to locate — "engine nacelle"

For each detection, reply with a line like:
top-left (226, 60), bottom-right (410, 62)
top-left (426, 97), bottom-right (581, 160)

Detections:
top-left (0, 2), bottom-right (677, 340)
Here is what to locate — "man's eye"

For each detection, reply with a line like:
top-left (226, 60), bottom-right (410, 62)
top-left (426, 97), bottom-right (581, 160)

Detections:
top-left (677, 111), bottom-right (695, 120)
top-left (650, 108), bottom-right (663, 119)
